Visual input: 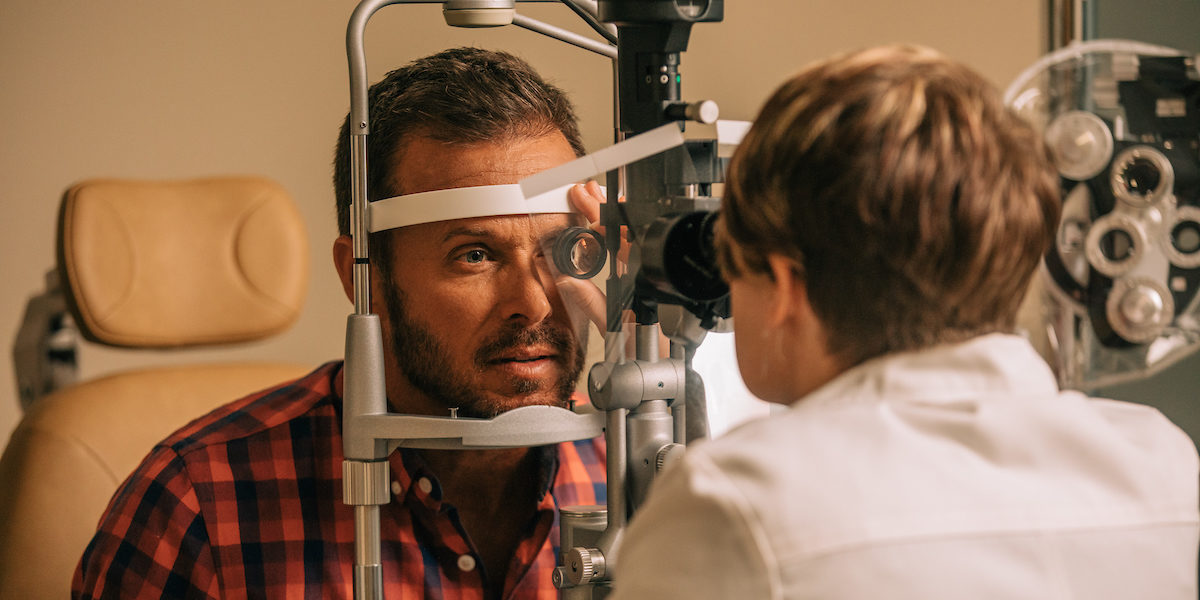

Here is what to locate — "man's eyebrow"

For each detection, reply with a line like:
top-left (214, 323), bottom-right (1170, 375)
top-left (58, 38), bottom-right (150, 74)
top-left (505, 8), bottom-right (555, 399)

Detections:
top-left (439, 222), bottom-right (573, 245)
top-left (441, 226), bottom-right (495, 243)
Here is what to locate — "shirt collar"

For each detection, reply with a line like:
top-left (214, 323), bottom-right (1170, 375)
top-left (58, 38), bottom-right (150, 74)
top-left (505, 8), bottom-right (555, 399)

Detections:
top-left (798, 333), bottom-right (1060, 410)
top-left (386, 445), bottom-right (560, 511)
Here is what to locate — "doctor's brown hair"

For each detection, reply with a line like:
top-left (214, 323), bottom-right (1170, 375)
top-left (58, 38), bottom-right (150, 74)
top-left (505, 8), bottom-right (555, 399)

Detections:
top-left (716, 45), bottom-right (1060, 366)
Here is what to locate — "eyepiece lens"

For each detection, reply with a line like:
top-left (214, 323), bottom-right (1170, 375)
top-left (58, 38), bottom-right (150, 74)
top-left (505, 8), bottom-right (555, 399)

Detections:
top-left (1122, 158), bottom-right (1161, 196)
top-left (1100, 229), bottom-right (1135, 262)
top-left (571, 235), bottom-right (603, 273)
top-left (553, 227), bottom-right (606, 279)
top-left (1172, 221), bottom-right (1200, 254)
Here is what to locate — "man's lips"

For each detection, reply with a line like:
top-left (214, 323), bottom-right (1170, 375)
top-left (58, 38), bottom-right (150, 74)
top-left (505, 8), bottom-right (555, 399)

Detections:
top-left (485, 349), bottom-right (561, 381)
top-left (487, 347), bottom-right (558, 364)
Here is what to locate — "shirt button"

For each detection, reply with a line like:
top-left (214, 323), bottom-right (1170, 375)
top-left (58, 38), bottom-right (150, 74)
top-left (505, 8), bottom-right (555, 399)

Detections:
top-left (390, 481), bottom-right (402, 497)
top-left (457, 554), bottom-right (477, 572)
top-left (417, 477), bottom-right (433, 495)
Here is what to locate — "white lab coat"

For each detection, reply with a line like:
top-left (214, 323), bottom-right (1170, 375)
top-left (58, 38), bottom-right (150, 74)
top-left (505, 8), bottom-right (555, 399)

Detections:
top-left (612, 334), bottom-right (1200, 599)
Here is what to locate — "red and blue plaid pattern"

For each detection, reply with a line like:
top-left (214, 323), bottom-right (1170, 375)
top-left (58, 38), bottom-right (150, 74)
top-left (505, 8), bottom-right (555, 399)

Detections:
top-left (72, 361), bottom-right (607, 599)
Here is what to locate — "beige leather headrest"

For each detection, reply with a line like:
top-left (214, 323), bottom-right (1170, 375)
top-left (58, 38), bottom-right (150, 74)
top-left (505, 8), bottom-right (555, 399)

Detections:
top-left (58, 177), bottom-right (309, 347)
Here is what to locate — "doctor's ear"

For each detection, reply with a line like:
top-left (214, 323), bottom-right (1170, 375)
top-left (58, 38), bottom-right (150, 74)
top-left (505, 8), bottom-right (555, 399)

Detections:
top-left (765, 254), bottom-right (808, 328)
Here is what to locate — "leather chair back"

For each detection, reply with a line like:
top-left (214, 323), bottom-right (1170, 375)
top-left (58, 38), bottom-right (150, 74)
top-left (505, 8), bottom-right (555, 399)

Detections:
top-left (0, 176), bottom-right (313, 599)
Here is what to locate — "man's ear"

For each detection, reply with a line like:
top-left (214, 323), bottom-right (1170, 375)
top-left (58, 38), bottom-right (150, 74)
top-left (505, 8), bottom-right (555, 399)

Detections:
top-left (332, 235), bottom-right (356, 303)
top-left (765, 254), bottom-right (807, 329)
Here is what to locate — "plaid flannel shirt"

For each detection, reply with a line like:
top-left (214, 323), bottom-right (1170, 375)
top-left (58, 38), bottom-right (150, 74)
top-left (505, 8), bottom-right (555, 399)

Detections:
top-left (72, 361), bottom-right (607, 599)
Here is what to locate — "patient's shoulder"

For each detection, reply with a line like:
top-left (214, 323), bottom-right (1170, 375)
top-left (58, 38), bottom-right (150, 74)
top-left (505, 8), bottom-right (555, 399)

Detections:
top-left (163, 361), bottom-right (343, 456)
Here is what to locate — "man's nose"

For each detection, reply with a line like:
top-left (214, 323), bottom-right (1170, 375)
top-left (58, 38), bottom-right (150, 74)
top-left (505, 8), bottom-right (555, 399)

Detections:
top-left (499, 260), bottom-right (553, 325)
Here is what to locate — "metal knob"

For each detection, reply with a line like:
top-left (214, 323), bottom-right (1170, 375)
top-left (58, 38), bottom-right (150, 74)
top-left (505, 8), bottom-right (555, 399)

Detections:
top-left (442, 0), bottom-right (515, 27)
top-left (1106, 278), bottom-right (1174, 344)
top-left (656, 443), bottom-right (685, 473)
top-left (565, 547), bottom-right (605, 585)
top-left (665, 100), bottom-right (720, 124)
top-left (1044, 110), bottom-right (1113, 181)
top-left (1119, 285), bottom-right (1165, 325)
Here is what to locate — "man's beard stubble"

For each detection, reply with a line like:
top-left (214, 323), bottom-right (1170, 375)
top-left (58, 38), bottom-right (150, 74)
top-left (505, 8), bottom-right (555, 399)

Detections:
top-left (383, 285), bottom-right (586, 418)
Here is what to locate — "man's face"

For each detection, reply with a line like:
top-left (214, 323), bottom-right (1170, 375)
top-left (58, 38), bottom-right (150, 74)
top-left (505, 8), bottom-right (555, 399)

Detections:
top-left (375, 132), bottom-right (585, 418)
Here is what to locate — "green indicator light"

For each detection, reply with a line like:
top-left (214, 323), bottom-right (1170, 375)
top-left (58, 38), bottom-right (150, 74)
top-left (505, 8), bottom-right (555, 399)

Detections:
top-left (675, 75), bottom-right (681, 83)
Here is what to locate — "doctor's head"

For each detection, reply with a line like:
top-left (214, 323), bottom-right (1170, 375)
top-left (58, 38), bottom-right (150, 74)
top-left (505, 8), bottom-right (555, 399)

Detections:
top-left (716, 45), bottom-right (1061, 402)
top-left (332, 47), bottom-right (587, 417)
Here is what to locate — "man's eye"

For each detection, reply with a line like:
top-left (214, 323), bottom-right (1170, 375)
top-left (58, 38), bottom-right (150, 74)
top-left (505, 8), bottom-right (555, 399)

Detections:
top-left (461, 249), bottom-right (488, 264)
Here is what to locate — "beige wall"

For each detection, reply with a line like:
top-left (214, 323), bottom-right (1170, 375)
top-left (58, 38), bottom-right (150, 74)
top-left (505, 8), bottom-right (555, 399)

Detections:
top-left (0, 0), bottom-right (1044, 450)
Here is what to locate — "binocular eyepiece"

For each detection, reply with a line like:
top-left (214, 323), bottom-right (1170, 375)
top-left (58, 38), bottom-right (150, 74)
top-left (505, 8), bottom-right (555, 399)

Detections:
top-left (638, 210), bottom-right (727, 303)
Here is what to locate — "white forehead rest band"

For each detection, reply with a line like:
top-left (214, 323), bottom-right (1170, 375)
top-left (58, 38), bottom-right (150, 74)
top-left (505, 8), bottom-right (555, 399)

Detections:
top-left (366, 119), bottom-right (710, 233)
top-left (368, 183), bottom-right (578, 233)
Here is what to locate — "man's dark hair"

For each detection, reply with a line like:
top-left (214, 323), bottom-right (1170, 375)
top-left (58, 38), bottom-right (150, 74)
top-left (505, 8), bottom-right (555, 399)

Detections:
top-left (332, 47), bottom-right (585, 239)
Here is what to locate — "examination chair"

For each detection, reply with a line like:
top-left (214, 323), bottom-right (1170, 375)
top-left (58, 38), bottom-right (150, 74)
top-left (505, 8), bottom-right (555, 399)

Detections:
top-left (0, 176), bottom-right (312, 599)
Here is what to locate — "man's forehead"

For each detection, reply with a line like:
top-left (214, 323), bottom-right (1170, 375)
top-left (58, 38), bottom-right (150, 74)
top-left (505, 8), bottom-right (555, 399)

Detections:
top-left (393, 133), bottom-right (576, 196)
